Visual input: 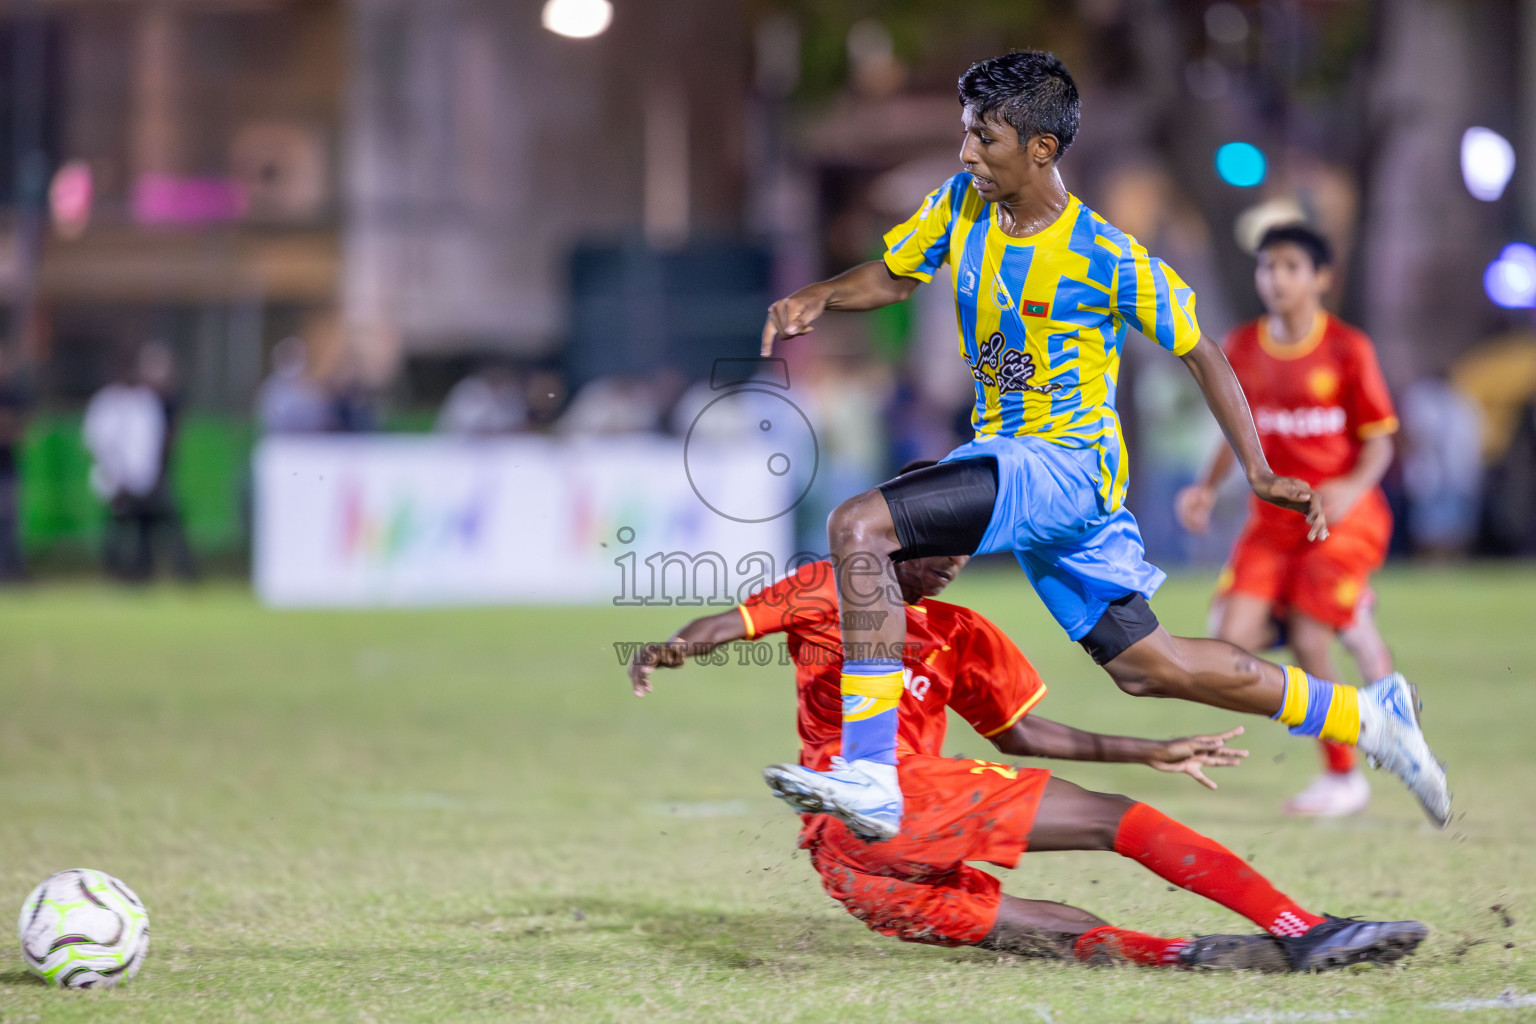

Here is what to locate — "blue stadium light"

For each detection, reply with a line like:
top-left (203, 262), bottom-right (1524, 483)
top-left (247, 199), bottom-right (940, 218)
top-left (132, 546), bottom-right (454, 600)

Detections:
top-left (1484, 243), bottom-right (1536, 308)
top-left (1215, 142), bottom-right (1266, 187)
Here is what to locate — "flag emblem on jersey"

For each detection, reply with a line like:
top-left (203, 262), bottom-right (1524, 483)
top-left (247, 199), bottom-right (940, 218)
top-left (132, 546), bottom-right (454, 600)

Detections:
top-left (1023, 300), bottom-right (1050, 318)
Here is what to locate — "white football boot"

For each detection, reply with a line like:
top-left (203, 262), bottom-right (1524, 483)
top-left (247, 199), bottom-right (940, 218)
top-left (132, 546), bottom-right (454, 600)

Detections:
top-left (1282, 770), bottom-right (1371, 818)
top-left (762, 757), bottom-right (903, 841)
top-left (1355, 673), bottom-right (1451, 827)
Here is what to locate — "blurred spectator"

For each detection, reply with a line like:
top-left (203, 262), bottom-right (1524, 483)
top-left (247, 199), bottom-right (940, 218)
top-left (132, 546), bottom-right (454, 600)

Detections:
top-left (1451, 330), bottom-right (1536, 465)
top-left (668, 376), bottom-right (786, 440)
top-left (1451, 330), bottom-right (1536, 555)
top-left (328, 351), bottom-right (381, 433)
top-left (256, 336), bottom-right (332, 434)
top-left (1400, 373), bottom-right (1483, 556)
top-left (436, 364), bottom-right (528, 436)
top-left (556, 372), bottom-right (681, 435)
top-left (883, 367), bottom-right (958, 473)
top-left (0, 347), bottom-right (32, 581)
top-left (83, 342), bottom-right (197, 582)
top-left (1483, 397), bottom-right (1536, 556)
top-left (523, 370), bottom-right (568, 429)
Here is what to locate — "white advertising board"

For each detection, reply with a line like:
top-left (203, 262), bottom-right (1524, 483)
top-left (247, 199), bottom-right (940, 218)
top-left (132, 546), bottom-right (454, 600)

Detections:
top-left (253, 435), bottom-right (799, 606)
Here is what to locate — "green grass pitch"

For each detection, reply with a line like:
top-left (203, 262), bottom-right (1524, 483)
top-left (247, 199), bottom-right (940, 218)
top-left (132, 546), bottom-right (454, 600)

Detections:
top-left (0, 566), bottom-right (1533, 1022)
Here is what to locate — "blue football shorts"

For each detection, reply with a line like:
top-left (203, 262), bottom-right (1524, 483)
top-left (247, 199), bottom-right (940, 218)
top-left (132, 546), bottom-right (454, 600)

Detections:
top-left (937, 434), bottom-right (1165, 640)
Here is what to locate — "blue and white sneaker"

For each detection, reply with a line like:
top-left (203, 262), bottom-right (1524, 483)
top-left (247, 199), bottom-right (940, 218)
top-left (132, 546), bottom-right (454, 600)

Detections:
top-left (762, 757), bottom-right (903, 841)
top-left (1356, 672), bottom-right (1451, 827)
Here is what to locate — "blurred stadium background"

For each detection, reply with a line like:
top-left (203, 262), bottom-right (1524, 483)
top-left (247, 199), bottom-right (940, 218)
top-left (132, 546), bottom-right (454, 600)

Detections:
top-left (0, 0), bottom-right (1531, 592)
top-left (3, 2), bottom-right (1536, 1019)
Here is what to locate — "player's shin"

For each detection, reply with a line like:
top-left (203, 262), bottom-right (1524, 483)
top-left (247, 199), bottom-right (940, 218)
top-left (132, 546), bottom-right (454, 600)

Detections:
top-left (1272, 665), bottom-right (1361, 745)
top-left (841, 659), bottom-right (903, 765)
top-left (1113, 803), bottom-right (1325, 938)
top-left (1322, 740), bottom-right (1356, 774)
top-left (1073, 926), bottom-right (1188, 966)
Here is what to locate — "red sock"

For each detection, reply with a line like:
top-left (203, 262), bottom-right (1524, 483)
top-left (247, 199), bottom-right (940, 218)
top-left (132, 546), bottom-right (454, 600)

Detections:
top-left (1323, 740), bottom-right (1356, 774)
top-left (1114, 802), bottom-right (1325, 938)
top-left (1073, 925), bottom-right (1188, 966)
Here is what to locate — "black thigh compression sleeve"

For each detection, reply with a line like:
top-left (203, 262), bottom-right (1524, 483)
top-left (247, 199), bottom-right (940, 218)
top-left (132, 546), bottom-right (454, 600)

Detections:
top-left (876, 458), bottom-right (998, 560)
top-left (1078, 593), bottom-right (1160, 665)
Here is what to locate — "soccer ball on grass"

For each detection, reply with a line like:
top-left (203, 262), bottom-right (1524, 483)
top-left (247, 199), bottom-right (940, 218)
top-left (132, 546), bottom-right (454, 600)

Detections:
top-left (17, 868), bottom-right (150, 989)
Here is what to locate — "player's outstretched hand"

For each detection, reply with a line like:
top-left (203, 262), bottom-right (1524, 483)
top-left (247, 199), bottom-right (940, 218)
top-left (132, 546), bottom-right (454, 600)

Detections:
top-left (1174, 483), bottom-right (1216, 534)
top-left (1250, 472), bottom-right (1329, 541)
top-left (1146, 726), bottom-right (1249, 790)
top-left (761, 287), bottom-right (830, 356)
top-left (629, 640), bottom-right (686, 697)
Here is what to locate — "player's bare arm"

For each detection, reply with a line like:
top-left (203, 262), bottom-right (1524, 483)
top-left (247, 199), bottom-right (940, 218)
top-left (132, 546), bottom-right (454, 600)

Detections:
top-left (1174, 439), bottom-right (1236, 534)
top-left (628, 609), bottom-right (746, 697)
top-left (991, 718), bottom-right (1249, 790)
top-left (1178, 425), bottom-right (1392, 537)
top-left (1179, 337), bottom-right (1328, 540)
top-left (760, 262), bottom-right (920, 355)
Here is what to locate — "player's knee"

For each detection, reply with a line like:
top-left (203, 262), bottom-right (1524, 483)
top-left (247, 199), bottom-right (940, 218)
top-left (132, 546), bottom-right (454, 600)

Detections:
top-left (1289, 635), bottom-right (1331, 667)
top-left (1286, 617), bottom-right (1334, 663)
top-left (1214, 623), bottom-right (1257, 651)
top-left (1085, 792), bottom-right (1137, 849)
top-left (1110, 672), bottom-right (1159, 698)
top-left (827, 492), bottom-right (895, 556)
top-left (1110, 653), bottom-right (1192, 699)
top-left (1103, 656), bottom-right (1172, 698)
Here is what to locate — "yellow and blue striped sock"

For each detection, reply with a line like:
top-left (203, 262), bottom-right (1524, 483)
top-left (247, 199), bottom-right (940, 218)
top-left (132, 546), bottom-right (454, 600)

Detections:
top-left (1273, 665), bottom-right (1361, 746)
top-left (841, 658), bottom-right (903, 765)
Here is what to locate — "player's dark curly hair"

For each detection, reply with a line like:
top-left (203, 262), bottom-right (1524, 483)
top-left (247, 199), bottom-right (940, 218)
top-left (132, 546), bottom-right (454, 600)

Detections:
top-left (1257, 223), bottom-right (1334, 269)
top-left (957, 51), bottom-right (1081, 160)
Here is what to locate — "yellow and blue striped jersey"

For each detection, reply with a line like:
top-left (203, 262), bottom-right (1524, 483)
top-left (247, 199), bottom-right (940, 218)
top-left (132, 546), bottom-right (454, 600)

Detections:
top-left (883, 173), bottom-right (1202, 510)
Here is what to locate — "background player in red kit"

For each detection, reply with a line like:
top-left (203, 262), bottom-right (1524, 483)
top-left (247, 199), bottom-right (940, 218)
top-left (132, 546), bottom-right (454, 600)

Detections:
top-left (1177, 224), bottom-right (1401, 818)
top-left (628, 479), bottom-right (1426, 970)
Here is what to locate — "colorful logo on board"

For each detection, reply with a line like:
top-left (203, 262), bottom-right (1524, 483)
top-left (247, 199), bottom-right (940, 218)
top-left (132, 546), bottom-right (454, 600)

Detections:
top-left (337, 477), bottom-right (495, 565)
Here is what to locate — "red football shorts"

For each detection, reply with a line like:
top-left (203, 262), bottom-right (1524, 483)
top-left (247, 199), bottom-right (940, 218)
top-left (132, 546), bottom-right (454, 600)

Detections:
top-left (1221, 489), bottom-right (1392, 631)
top-left (798, 755), bottom-right (1051, 947)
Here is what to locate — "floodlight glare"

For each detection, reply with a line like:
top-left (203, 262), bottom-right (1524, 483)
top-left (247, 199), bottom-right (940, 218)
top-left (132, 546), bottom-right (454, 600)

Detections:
top-left (1484, 243), bottom-right (1536, 309)
top-left (542, 0), bottom-right (612, 39)
top-left (1461, 127), bottom-right (1515, 202)
top-left (1216, 142), bottom-right (1266, 187)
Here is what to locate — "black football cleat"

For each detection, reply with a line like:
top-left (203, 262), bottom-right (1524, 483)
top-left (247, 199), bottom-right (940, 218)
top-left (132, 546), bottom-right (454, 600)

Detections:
top-left (1280, 915), bottom-right (1428, 972)
top-left (1177, 933), bottom-right (1290, 972)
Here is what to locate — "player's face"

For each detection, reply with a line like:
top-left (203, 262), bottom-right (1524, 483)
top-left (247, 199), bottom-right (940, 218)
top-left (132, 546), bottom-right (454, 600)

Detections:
top-left (1255, 243), bottom-right (1331, 316)
top-left (894, 554), bottom-right (970, 603)
top-left (959, 108), bottom-right (1039, 202)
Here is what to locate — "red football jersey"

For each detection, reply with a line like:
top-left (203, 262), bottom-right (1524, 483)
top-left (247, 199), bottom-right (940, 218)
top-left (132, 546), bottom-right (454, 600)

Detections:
top-left (1225, 313), bottom-right (1399, 494)
top-left (737, 561), bottom-right (1046, 771)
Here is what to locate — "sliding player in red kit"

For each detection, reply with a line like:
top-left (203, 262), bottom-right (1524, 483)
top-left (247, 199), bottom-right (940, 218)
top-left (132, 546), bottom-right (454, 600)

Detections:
top-left (1178, 225), bottom-right (1409, 818)
top-left (629, 476), bottom-right (1426, 970)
